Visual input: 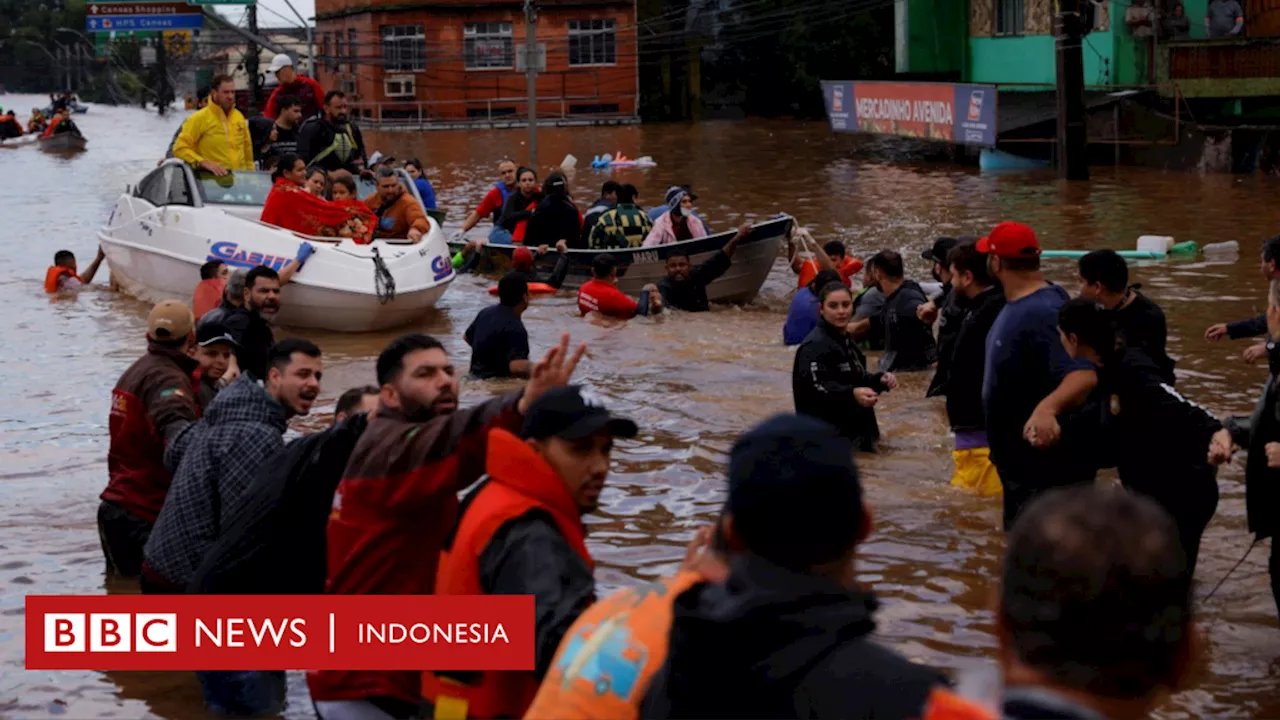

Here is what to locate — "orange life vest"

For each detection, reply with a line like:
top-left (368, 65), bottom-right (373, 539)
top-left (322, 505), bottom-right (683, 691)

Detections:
top-left (44, 265), bottom-right (80, 293)
top-left (40, 114), bottom-right (65, 140)
top-left (797, 255), bottom-right (863, 290)
top-left (422, 428), bottom-right (593, 719)
top-left (524, 570), bottom-right (705, 720)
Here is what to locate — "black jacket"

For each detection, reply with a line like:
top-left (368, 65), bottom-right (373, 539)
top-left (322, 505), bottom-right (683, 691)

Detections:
top-left (296, 114), bottom-right (367, 174)
top-left (944, 287), bottom-right (1006, 432)
top-left (525, 195), bottom-right (582, 247)
top-left (657, 251), bottom-right (732, 312)
top-left (1090, 348), bottom-right (1221, 520)
top-left (580, 195), bottom-right (616, 246)
top-left (512, 252), bottom-right (571, 290)
top-left (1113, 290), bottom-right (1176, 385)
top-left (1225, 344), bottom-right (1280, 539)
top-left (793, 320), bottom-right (890, 452)
top-left (880, 280), bottom-right (938, 373)
top-left (1227, 313), bottom-right (1267, 340)
top-left (499, 191), bottom-right (542, 232)
top-left (640, 553), bottom-right (945, 719)
top-left (926, 284), bottom-right (965, 397)
top-left (188, 414), bottom-right (369, 594)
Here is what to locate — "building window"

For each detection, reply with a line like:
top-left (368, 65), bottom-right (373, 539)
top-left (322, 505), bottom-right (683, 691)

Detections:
top-left (995, 0), bottom-right (1025, 35)
top-left (385, 75), bottom-right (415, 98)
top-left (349, 28), bottom-right (359, 72)
top-left (465, 22), bottom-right (514, 70)
top-left (382, 25), bottom-right (425, 72)
top-left (336, 33), bottom-right (345, 72)
top-left (340, 77), bottom-right (357, 96)
top-left (321, 33), bottom-right (332, 71)
top-left (568, 19), bottom-right (616, 66)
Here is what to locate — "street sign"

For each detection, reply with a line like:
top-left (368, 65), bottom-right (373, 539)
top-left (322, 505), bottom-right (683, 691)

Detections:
top-left (164, 29), bottom-right (192, 55)
top-left (87, 3), bottom-right (201, 15)
top-left (86, 14), bottom-right (205, 32)
top-left (186, 0), bottom-right (257, 4)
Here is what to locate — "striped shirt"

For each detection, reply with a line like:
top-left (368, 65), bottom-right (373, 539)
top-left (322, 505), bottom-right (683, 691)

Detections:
top-left (589, 204), bottom-right (653, 249)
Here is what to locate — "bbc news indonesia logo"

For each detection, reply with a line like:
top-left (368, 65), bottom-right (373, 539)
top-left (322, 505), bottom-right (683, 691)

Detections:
top-left (27, 595), bottom-right (534, 671)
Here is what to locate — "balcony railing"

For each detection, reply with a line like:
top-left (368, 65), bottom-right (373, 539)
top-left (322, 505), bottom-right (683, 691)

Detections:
top-left (348, 94), bottom-right (638, 128)
top-left (1158, 37), bottom-right (1280, 97)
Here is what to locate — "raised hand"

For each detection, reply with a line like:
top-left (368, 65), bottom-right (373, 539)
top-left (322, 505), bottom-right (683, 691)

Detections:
top-left (518, 332), bottom-right (588, 414)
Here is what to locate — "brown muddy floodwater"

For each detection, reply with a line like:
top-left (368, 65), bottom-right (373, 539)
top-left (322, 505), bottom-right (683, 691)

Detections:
top-left (0, 97), bottom-right (1276, 718)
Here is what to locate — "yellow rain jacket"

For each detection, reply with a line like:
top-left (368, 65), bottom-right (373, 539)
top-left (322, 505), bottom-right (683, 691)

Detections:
top-left (172, 101), bottom-right (253, 172)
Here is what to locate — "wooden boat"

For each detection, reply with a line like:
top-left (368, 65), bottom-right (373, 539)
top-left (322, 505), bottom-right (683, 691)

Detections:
top-left (38, 131), bottom-right (86, 152)
top-left (450, 215), bottom-right (794, 304)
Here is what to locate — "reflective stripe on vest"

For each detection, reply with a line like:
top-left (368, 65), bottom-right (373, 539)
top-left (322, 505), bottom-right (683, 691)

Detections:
top-left (310, 125), bottom-right (358, 166)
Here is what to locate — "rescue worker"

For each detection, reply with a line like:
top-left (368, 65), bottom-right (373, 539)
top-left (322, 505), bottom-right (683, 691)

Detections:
top-left (421, 385), bottom-right (638, 719)
top-left (998, 485), bottom-right (1200, 720)
top-left (640, 414), bottom-right (993, 720)
top-left (99, 301), bottom-right (202, 577)
top-left (165, 85), bottom-right (208, 160)
top-left (263, 53), bottom-right (325, 121)
top-left (1057, 298), bottom-right (1232, 576)
top-left (297, 90), bottom-right (367, 175)
top-left (458, 159), bottom-right (518, 243)
top-left (172, 74), bottom-right (254, 176)
top-left (793, 282), bottom-right (899, 452)
top-left (578, 255), bottom-right (663, 320)
top-left (308, 333), bottom-right (585, 720)
top-left (1078, 249), bottom-right (1176, 385)
top-left (0, 110), bottom-right (22, 140)
top-left (657, 223), bottom-right (749, 312)
top-left (850, 250), bottom-right (937, 373)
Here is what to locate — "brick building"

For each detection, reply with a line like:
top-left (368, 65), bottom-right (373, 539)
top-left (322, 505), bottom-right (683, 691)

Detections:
top-left (314, 0), bottom-right (639, 126)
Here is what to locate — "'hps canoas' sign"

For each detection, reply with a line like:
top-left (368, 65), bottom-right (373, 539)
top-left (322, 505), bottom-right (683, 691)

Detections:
top-left (820, 80), bottom-right (998, 147)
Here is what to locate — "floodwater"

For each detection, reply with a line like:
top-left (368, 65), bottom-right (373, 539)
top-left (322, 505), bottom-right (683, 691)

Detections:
top-left (0, 97), bottom-right (1276, 718)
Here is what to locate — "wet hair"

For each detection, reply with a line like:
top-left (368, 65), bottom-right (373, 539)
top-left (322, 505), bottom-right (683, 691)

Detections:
top-left (335, 385), bottom-right (379, 418)
top-left (947, 241), bottom-right (994, 287)
top-left (276, 94), bottom-right (302, 112)
top-left (267, 338), bottom-right (321, 377)
top-left (822, 241), bottom-right (846, 259)
top-left (592, 254), bottom-right (617, 279)
top-left (54, 250), bottom-right (75, 266)
top-left (1078, 249), bottom-right (1129, 293)
top-left (818, 281), bottom-right (852, 305)
top-left (324, 90), bottom-right (345, 105)
top-left (1001, 484), bottom-right (1192, 700)
top-left (808, 269), bottom-right (842, 294)
top-left (601, 180), bottom-right (620, 196)
top-left (498, 272), bottom-right (530, 307)
top-left (245, 265), bottom-right (280, 290)
top-left (867, 250), bottom-right (904, 279)
top-left (1058, 297), bottom-right (1119, 361)
top-left (200, 260), bottom-right (226, 280)
top-left (271, 153), bottom-right (304, 182)
top-left (211, 74), bottom-right (235, 91)
top-left (617, 184), bottom-right (639, 204)
top-left (543, 171), bottom-right (568, 198)
top-left (376, 333), bottom-right (445, 386)
top-left (328, 172), bottom-right (357, 199)
top-left (1264, 235), bottom-right (1280, 264)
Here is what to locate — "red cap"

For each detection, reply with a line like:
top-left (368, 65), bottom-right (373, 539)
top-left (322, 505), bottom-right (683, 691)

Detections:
top-left (512, 246), bottom-right (535, 270)
top-left (977, 221), bottom-right (1041, 259)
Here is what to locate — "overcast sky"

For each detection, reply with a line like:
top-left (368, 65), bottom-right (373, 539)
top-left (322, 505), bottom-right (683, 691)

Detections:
top-left (215, 0), bottom-right (317, 30)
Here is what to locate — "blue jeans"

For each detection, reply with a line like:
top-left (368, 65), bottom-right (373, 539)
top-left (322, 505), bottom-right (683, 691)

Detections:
top-left (487, 226), bottom-right (513, 245)
top-left (196, 670), bottom-right (286, 717)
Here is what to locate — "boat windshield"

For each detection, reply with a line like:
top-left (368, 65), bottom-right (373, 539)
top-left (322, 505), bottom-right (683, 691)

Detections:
top-left (195, 171), bottom-right (274, 206)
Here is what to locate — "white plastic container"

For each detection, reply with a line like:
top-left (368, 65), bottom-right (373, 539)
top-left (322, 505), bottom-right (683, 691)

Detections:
top-left (1136, 235), bottom-right (1174, 254)
top-left (1202, 240), bottom-right (1240, 255)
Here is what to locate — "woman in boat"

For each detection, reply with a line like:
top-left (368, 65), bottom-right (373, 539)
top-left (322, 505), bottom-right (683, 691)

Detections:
top-left (497, 166), bottom-right (542, 243)
top-left (1057, 297), bottom-right (1232, 576)
top-left (304, 166), bottom-right (328, 197)
top-left (525, 171), bottom-right (582, 247)
top-left (792, 282), bottom-right (899, 452)
top-left (404, 158), bottom-right (437, 210)
top-left (326, 172), bottom-right (372, 242)
top-left (643, 188), bottom-right (708, 247)
top-left (260, 153), bottom-right (373, 241)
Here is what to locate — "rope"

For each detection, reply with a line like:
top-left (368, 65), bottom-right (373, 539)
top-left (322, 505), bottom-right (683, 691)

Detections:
top-left (372, 247), bottom-right (396, 305)
top-left (1201, 538), bottom-right (1261, 603)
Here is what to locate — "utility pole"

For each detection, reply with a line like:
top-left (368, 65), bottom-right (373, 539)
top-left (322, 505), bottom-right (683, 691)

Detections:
top-left (247, 4), bottom-right (261, 111)
top-left (281, 0), bottom-right (314, 75)
top-left (1055, 0), bottom-right (1089, 180)
top-left (156, 36), bottom-right (170, 116)
top-left (524, 0), bottom-right (538, 169)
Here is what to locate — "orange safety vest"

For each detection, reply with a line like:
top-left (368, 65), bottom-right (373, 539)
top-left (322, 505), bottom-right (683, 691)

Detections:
top-left (797, 255), bottom-right (863, 290)
top-left (422, 428), bottom-right (594, 720)
top-left (40, 114), bottom-right (65, 140)
top-left (524, 570), bottom-right (705, 720)
top-left (44, 265), bottom-right (80, 293)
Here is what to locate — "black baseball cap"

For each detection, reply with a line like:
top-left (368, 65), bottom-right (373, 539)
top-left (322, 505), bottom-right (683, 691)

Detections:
top-left (196, 322), bottom-right (239, 348)
top-left (726, 414), bottom-right (864, 571)
top-left (921, 237), bottom-right (959, 264)
top-left (521, 385), bottom-right (638, 440)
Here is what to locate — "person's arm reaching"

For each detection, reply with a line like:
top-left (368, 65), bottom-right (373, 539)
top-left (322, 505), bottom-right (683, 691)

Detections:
top-left (546, 242), bottom-right (571, 290)
top-left (1024, 369), bottom-right (1098, 448)
top-left (480, 514), bottom-right (595, 680)
top-left (79, 246), bottom-right (107, 285)
top-left (144, 374), bottom-right (201, 447)
top-left (276, 242), bottom-right (315, 285)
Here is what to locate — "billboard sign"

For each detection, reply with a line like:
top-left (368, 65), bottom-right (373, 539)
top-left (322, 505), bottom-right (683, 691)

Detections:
top-left (821, 81), bottom-right (998, 147)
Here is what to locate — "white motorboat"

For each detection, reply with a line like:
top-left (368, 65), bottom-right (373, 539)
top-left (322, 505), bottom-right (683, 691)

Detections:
top-left (99, 161), bottom-right (456, 332)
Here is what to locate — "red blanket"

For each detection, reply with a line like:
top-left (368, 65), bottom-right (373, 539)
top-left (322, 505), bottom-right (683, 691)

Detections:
top-left (260, 178), bottom-right (374, 241)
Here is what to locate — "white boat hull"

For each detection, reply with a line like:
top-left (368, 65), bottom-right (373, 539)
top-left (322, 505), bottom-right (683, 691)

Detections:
top-left (100, 193), bottom-right (456, 333)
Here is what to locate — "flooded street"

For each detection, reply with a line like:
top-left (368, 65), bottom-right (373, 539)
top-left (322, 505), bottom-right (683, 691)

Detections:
top-left (1, 97), bottom-right (1277, 718)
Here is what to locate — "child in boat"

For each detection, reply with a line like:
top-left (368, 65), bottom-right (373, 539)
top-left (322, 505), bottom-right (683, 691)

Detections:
top-left (45, 247), bottom-right (106, 294)
top-left (328, 171), bottom-right (372, 242)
